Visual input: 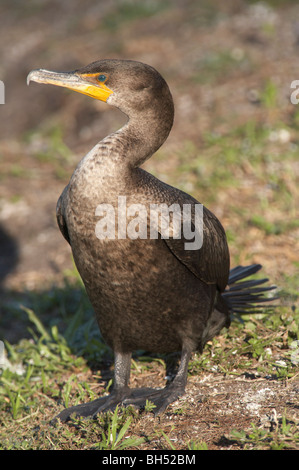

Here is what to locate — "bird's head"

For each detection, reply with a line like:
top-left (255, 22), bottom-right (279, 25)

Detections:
top-left (27, 59), bottom-right (173, 119)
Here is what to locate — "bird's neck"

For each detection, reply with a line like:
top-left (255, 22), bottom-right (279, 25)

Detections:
top-left (103, 106), bottom-right (173, 168)
top-left (72, 99), bottom-right (174, 192)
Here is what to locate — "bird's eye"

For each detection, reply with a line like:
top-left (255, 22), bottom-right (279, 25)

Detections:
top-left (97, 74), bottom-right (107, 82)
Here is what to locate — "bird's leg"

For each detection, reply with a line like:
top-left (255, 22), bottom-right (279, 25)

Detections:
top-left (52, 352), bottom-right (132, 423)
top-left (123, 348), bottom-right (191, 415)
top-left (52, 349), bottom-right (191, 423)
top-left (92, 351), bottom-right (132, 414)
top-left (172, 348), bottom-right (190, 389)
top-left (153, 348), bottom-right (191, 414)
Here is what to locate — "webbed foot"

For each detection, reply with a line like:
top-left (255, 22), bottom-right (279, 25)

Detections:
top-left (51, 384), bottom-right (185, 424)
top-left (52, 382), bottom-right (186, 423)
top-left (51, 388), bottom-right (131, 423)
top-left (52, 349), bottom-right (190, 423)
top-left (123, 382), bottom-right (186, 415)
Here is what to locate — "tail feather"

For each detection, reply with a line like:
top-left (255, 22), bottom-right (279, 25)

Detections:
top-left (228, 264), bottom-right (263, 283)
top-left (226, 286), bottom-right (276, 296)
top-left (227, 278), bottom-right (271, 291)
top-left (222, 264), bottom-right (278, 317)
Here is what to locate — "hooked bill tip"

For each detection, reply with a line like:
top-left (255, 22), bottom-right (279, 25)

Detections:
top-left (26, 72), bottom-right (32, 86)
top-left (26, 70), bottom-right (39, 86)
top-left (26, 69), bottom-right (51, 86)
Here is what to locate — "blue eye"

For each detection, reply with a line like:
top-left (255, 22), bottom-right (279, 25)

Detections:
top-left (97, 74), bottom-right (107, 82)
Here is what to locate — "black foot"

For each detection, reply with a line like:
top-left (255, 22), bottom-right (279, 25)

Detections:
top-left (51, 389), bottom-right (131, 424)
top-left (52, 383), bottom-right (185, 423)
top-left (51, 396), bottom-right (109, 424)
top-left (123, 383), bottom-right (186, 415)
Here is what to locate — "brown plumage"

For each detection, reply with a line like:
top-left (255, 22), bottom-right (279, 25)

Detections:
top-left (27, 60), bottom-right (276, 421)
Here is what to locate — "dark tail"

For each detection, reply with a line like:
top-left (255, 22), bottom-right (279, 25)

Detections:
top-left (222, 264), bottom-right (278, 318)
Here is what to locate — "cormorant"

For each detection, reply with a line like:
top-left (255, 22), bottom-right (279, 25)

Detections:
top-left (27, 60), bottom-right (276, 422)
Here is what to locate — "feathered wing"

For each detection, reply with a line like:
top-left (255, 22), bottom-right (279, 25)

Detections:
top-left (135, 169), bottom-right (230, 292)
top-left (163, 205), bottom-right (230, 292)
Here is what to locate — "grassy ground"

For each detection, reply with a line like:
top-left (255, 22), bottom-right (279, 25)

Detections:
top-left (0, 0), bottom-right (299, 450)
top-left (0, 284), bottom-right (298, 450)
top-left (0, 270), bottom-right (298, 450)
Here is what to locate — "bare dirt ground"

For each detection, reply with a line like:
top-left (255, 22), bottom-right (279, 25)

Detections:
top-left (134, 371), bottom-right (298, 450)
top-left (0, 0), bottom-right (298, 449)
